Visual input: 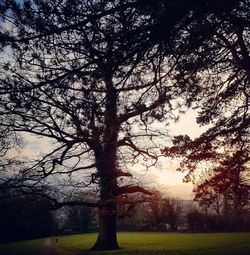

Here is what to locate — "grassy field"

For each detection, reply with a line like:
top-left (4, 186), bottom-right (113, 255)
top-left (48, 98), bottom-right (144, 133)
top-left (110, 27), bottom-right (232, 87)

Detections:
top-left (0, 238), bottom-right (44, 255)
top-left (1, 232), bottom-right (250, 255)
top-left (52, 232), bottom-right (250, 255)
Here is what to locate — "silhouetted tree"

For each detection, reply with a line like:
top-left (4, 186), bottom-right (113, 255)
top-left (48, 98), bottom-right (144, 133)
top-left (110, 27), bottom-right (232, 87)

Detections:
top-left (164, 197), bottom-right (183, 231)
top-left (163, 0), bottom-right (249, 153)
top-left (195, 150), bottom-right (249, 228)
top-left (0, 0), bottom-right (197, 249)
top-left (162, 0), bottom-right (249, 230)
top-left (140, 190), bottom-right (183, 231)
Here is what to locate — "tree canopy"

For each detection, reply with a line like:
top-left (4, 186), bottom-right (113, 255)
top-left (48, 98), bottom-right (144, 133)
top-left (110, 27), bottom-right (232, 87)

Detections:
top-left (162, 0), bottom-right (249, 223)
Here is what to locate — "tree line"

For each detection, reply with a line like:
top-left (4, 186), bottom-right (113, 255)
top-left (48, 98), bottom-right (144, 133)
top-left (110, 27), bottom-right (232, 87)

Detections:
top-left (1, 189), bottom-right (249, 243)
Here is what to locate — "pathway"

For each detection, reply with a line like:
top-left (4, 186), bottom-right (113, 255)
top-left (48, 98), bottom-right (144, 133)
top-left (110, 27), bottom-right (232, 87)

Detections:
top-left (39, 238), bottom-right (80, 255)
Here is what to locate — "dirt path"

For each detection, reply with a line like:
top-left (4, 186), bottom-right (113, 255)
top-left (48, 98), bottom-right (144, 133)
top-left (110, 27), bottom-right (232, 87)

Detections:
top-left (39, 238), bottom-right (80, 255)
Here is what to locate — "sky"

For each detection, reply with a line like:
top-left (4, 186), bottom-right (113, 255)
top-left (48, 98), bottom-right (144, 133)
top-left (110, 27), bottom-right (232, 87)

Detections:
top-left (7, 109), bottom-right (208, 200)
top-left (132, 109), bottom-right (209, 200)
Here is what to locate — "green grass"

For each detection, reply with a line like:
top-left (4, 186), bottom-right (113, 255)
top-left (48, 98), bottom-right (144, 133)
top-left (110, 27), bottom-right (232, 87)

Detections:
top-left (0, 238), bottom-right (44, 255)
top-left (1, 232), bottom-right (250, 255)
top-left (52, 232), bottom-right (250, 255)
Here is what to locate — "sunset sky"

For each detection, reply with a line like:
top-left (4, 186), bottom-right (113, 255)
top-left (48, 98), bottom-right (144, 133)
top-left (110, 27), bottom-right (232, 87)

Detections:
top-left (132, 109), bottom-right (209, 199)
top-left (14, 109), bottom-right (208, 200)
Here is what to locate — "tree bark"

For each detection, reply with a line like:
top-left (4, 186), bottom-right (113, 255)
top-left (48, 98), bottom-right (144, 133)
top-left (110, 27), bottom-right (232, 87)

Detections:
top-left (91, 151), bottom-right (120, 250)
top-left (91, 149), bottom-right (120, 250)
top-left (91, 74), bottom-right (120, 250)
top-left (91, 203), bottom-right (119, 250)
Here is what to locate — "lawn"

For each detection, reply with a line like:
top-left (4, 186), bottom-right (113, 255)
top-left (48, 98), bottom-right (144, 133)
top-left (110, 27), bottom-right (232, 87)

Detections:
top-left (0, 238), bottom-right (44, 255)
top-left (1, 232), bottom-right (249, 255)
top-left (52, 232), bottom-right (250, 255)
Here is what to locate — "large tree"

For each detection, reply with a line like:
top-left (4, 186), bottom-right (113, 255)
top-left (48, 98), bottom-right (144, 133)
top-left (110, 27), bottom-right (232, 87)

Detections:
top-left (0, 0), bottom-right (192, 249)
top-left (0, 0), bottom-right (247, 250)
top-left (162, 0), bottom-right (250, 223)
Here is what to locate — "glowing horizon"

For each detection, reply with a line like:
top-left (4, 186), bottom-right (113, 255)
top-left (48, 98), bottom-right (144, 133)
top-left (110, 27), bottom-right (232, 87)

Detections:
top-left (7, 109), bottom-right (207, 200)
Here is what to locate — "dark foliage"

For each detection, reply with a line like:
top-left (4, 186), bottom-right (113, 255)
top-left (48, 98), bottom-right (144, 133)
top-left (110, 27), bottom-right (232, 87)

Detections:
top-left (0, 193), bottom-right (55, 242)
top-left (162, 0), bottom-right (250, 222)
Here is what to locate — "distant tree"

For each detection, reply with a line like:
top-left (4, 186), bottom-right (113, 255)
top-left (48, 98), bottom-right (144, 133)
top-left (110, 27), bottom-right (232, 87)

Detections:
top-left (144, 190), bottom-right (183, 231)
top-left (186, 210), bottom-right (207, 232)
top-left (194, 150), bottom-right (249, 229)
top-left (0, 192), bottom-right (55, 242)
top-left (146, 191), bottom-right (166, 231)
top-left (62, 206), bottom-right (92, 233)
top-left (186, 208), bottom-right (245, 232)
top-left (163, 197), bottom-right (183, 231)
top-left (61, 192), bottom-right (94, 233)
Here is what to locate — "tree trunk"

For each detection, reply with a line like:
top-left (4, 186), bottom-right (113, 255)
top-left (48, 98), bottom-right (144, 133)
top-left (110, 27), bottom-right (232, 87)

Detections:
top-left (91, 73), bottom-right (120, 250)
top-left (91, 133), bottom-right (120, 250)
top-left (91, 203), bottom-right (119, 250)
top-left (91, 153), bottom-right (120, 250)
